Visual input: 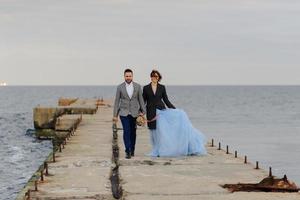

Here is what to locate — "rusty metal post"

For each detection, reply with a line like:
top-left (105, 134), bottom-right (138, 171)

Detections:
top-left (35, 180), bottom-right (38, 191)
top-left (226, 145), bottom-right (229, 154)
top-left (26, 189), bottom-right (31, 199)
top-left (211, 139), bottom-right (214, 147)
top-left (244, 156), bottom-right (247, 164)
top-left (218, 142), bottom-right (221, 150)
top-left (255, 161), bottom-right (259, 169)
top-left (44, 162), bottom-right (49, 175)
top-left (235, 151), bottom-right (237, 158)
top-left (269, 167), bottom-right (272, 176)
top-left (52, 139), bottom-right (56, 162)
top-left (40, 171), bottom-right (44, 181)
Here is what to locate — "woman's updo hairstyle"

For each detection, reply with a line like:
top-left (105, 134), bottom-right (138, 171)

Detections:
top-left (150, 70), bottom-right (162, 82)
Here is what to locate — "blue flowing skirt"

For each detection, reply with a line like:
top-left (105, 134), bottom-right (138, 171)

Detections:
top-left (149, 109), bottom-right (207, 157)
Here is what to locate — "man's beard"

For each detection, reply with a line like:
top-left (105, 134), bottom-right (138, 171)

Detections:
top-left (125, 80), bottom-right (132, 84)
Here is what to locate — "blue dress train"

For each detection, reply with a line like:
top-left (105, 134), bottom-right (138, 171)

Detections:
top-left (149, 109), bottom-right (207, 157)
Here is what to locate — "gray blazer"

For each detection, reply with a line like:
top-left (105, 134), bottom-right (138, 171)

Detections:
top-left (113, 82), bottom-right (146, 118)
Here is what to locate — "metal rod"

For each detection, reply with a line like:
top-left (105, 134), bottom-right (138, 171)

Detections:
top-left (44, 162), bottom-right (49, 175)
top-left (35, 180), bottom-right (38, 191)
top-left (59, 144), bottom-right (62, 152)
top-left (235, 151), bottom-right (237, 158)
top-left (226, 145), bottom-right (229, 154)
top-left (269, 167), bottom-right (272, 176)
top-left (255, 161), bottom-right (259, 169)
top-left (52, 139), bottom-right (55, 152)
top-left (27, 189), bottom-right (31, 199)
top-left (244, 156), bottom-right (247, 164)
top-left (40, 171), bottom-right (44, 181)
top-left (218, 142), bottom-right (221, 150)
top-left (53, 152), bottom-right (55, 162)
top-left (211, 139), bottom-right (214, 147)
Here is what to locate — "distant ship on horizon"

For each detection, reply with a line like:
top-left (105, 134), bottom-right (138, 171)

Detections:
top-left (0, 82), bottom-right (7, 86)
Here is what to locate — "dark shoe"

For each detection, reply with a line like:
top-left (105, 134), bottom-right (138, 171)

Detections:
top-left (131, 152), bottom-right (135, 157)
top-left (126, 152), bottom-right (131, 159)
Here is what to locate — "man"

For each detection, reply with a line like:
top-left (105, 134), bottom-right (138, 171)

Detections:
top-left (113, 68), bottom-right (146, 159)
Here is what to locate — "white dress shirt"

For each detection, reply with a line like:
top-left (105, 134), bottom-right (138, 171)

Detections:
top-left (125, 81), bottom-right (134, 99)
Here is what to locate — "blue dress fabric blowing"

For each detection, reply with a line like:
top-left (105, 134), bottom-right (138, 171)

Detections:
top-left (149, 109), bottom-right (207, 157)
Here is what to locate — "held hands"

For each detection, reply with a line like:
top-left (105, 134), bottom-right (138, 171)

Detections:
top-left (113, 113), bottom-right (146, 125)
top-left (136, 114), bottom-right (146, 126)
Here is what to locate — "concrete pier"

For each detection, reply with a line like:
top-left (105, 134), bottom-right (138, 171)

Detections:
top-left (118, 127), bottom-right (300, 199)
top-left (20, 102), bottom-right (114, 199)
top-left (33, 98), bottom-right (98, 130)
top-left (17, 99), bottom-right (299, 199)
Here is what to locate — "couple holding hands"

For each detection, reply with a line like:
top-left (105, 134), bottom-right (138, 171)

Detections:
top-left (113, 69), bottom-right (206, 159)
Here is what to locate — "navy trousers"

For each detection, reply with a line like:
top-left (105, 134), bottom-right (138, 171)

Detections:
top-left (120, 115), bottom-right (137, 154)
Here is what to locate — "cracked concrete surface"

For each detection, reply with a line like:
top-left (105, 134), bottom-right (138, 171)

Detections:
top-left (25, 101), bottom-right (299, 200)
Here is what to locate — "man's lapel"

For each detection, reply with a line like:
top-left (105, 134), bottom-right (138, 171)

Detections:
top-left (122, 82), bottom-right (130, 99)
top-left (132, 82), bottom-right (138, 99)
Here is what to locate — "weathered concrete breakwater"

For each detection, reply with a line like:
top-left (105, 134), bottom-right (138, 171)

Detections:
top-left (16, 98), bottom-right (112, 199)
top-left (16, 98), bottom-right (299, 200)
top-left (33, 98), bottom-right (100, 139)
top-left (117, 126), bottom-right (300, 199)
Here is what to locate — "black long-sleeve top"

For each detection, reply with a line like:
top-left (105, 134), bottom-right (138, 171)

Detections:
top-left (143, 83), bottom-right (175, 129)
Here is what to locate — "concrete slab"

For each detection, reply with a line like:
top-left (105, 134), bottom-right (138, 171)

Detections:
top-left (30, 105), bottom-right (114, 200)
top-left (117, 124), bottom-right (300, 200)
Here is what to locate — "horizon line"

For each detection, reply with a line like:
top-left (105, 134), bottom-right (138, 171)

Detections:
top-left (2, 84), bottom-right (300, 87)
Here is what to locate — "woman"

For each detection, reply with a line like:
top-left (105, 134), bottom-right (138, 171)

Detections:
top-left (143, 70), bottom-right (207, 157)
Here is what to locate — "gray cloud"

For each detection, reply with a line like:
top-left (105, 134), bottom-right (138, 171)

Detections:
top-left (1, 0), bottom-right (300, 85)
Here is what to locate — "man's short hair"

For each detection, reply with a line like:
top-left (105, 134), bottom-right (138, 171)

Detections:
top-left (124, 68), bottom-right (133, 74)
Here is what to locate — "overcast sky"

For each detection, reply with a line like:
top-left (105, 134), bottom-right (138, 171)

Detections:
top-left (1, 0), bottom-right (300, 85)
